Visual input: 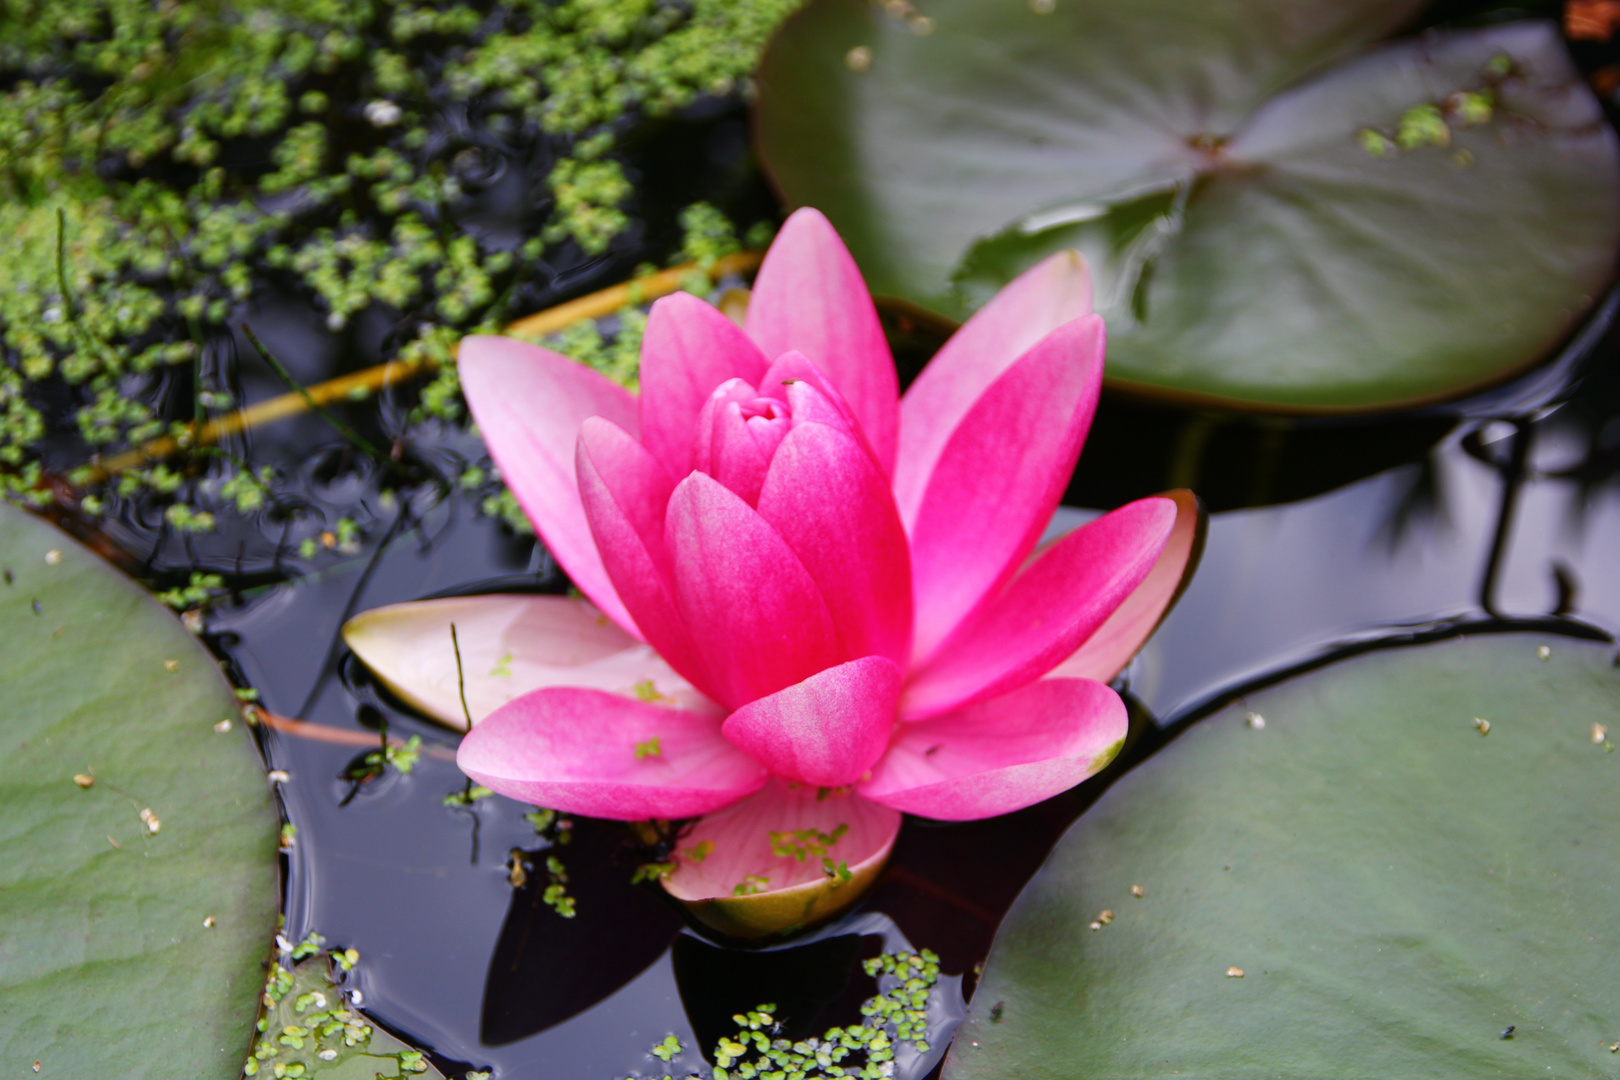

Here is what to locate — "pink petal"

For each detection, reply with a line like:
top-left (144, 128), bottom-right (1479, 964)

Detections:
top-left (1047, 489), bottom-right (1205, 683)
top-left (576, 418), bottom-right (716, 699)
top-left (746, 209), bottom-right (899, 475)
top-left (662, 778), bottom-right (901, 900)
top-left (459, 335), bottom-right (640, 634)
top-left (639, 293), bottom-right (770, 477)
top-left (457, 688), bottom-right (767, 820)
top-left (858, 678), bottom-right (1126, 821)
top-left (755, 421), bottom-right (913, 666)
top-left (893, 252), bottom-right (1093, 529)
top-left (692, 386), bottom-right (791, 506)
top-left (665, 472), bottom-right (844, 709)
top-left (756, 351), bottom-right (866, 442)
top-left (342, 594), bottom-right (710, 731)
top-left (907, 315), bottom-right (1106, 665)
top-left (721, 656), bottom-right (902, 787)
top-left (901, 496), bottom-right (1176, 719)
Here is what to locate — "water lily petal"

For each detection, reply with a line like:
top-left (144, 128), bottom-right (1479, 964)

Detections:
top-left (343, 595), bottom-right (709, 731)
top-left (907, 315), bottom-right (1106, 665)
top-left (1047, 489), bottom-right (1205, 683)
top-left (901, 496), bottom-right (1176, 719)
top-left (662, 778), bottom-right (901, 901)
top-left (665, 472), bottom-right (844, 709)
top-left (859, 678), bottom-right (1126, 821)
top-left (457, 688), bottom-right (766, 820)
top-left (746, 208), bottom-right (899, 474)
top-left (459, 335), bottom-right (639, 634)
top-left (756, 421), bottom-right (913, 666)
top-left (692, 382), bottom-right (790, 507)
top-left (894, 251), bottom-right (1093, 529)
top-left (722, 656), bottom-right (902, 787)
top-left (639, 292), bottom-right (771, 477)
top-left (577, 418), bottom-right (715, 698)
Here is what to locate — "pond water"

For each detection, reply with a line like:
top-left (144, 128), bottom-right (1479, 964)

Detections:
top-left (30, 4), bottom-right (1620, 1076)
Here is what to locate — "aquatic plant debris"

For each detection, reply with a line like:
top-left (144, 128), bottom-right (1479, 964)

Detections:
top-left (1, 0), bottom-right (797, 537)
top-left (245, 934), bottom-right (449, 1078)
top-left (637, 949), bottom-right (942, 1080)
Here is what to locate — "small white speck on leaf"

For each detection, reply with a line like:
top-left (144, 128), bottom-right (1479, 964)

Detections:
top-left (1592, 723), bottom-right (1608, 745)
top-left (1536, 645), bottom-right (1551, 661)
top-left (73, 773), bottom-right (93, 789)
top-left (163, 659), bottom-right (179, 673)
top-left (213, 718), bottom-right (232, 733)
top-left (139, 808), bottom-right (160, 834)
top-left (203, 915), bottom-right (215, 928)
top-left (1130, 884), bottom-right (1145, 898)
top-left (1226, 966), bottom-right (1244, 978)
top-left (845, 46), bottom-right (872, 72)
top-left (1245, 712), bottom-right (1265, 730)
top-left (44, 549), bottom-right (61, 565)
top-left (1473, 717), bottom-right (1491, 736)
top-left (267, 770), bottom-right (290, 784)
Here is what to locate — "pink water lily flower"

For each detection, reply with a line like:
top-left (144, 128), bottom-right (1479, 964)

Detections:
top-left (345, 209), bottom-right (1198, 920)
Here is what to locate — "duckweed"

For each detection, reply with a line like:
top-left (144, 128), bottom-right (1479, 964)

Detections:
top-left (1, 0), bottom-right (794, 542)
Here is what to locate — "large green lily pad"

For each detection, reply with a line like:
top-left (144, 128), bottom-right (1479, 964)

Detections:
top-left (757, 4), bottom-right (1620, 411)
top-left (0, 502), bottom-right (280, 1077)
top-left (945, 633), bottom-right (1620, 1078)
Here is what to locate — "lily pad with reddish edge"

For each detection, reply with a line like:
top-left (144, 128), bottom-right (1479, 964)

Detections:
top-left (757, 5), bottom-right (1620, 411)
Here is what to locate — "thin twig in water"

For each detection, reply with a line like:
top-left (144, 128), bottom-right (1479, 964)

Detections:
top-left (89, 250), bottom-right (764, 478)
top-left (240, 323), bottom-right (383, 460)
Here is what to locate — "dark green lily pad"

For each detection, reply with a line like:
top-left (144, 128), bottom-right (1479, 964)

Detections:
top-left (945, 634), bottom-right (1620, 1078)
top-left (0, 502), bottom-right (280, 1077)
top-left (757, 3), bottom-right (1620, 410)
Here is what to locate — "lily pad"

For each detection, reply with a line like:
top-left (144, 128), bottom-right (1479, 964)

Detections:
top-left (757, 5), bottom-right (1620, 410)
top-left (945, 633), bottom-right (1620, 1078)
top-left (0, 502), bottom-right (280, 1078)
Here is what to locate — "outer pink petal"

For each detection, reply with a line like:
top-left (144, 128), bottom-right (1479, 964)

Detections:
top-left (1047, 489), bottom-right (1205, 683)
top-left (457, 688), bottom-right (767, 820)
top-left (342, 594), bottom-right (710, 731)
top-left (662, 779), bottom-right (901, 900)
top-left (639, 293), bottom-right (770, 477)
top-left (901, 496), bottom-right (1176, 719)
top-left (907, 315), bottom-right (1106, 665)
top-left (577, 418), bottom-right (716, 699)
top-left (459, 335), bottom-right (639, 634)
top-left (755, 422), bottom-right (913, 666)
top-left (858, 678), bottom-right (1126, 821)
top-left (721, 656), bottom-right (902, 788)
top-left (746, 209), bottom-right (899, 475)
top-left (665, 472), bottom-right (843, 709)
top-left (893, 251), bottom-right (1093, 529)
